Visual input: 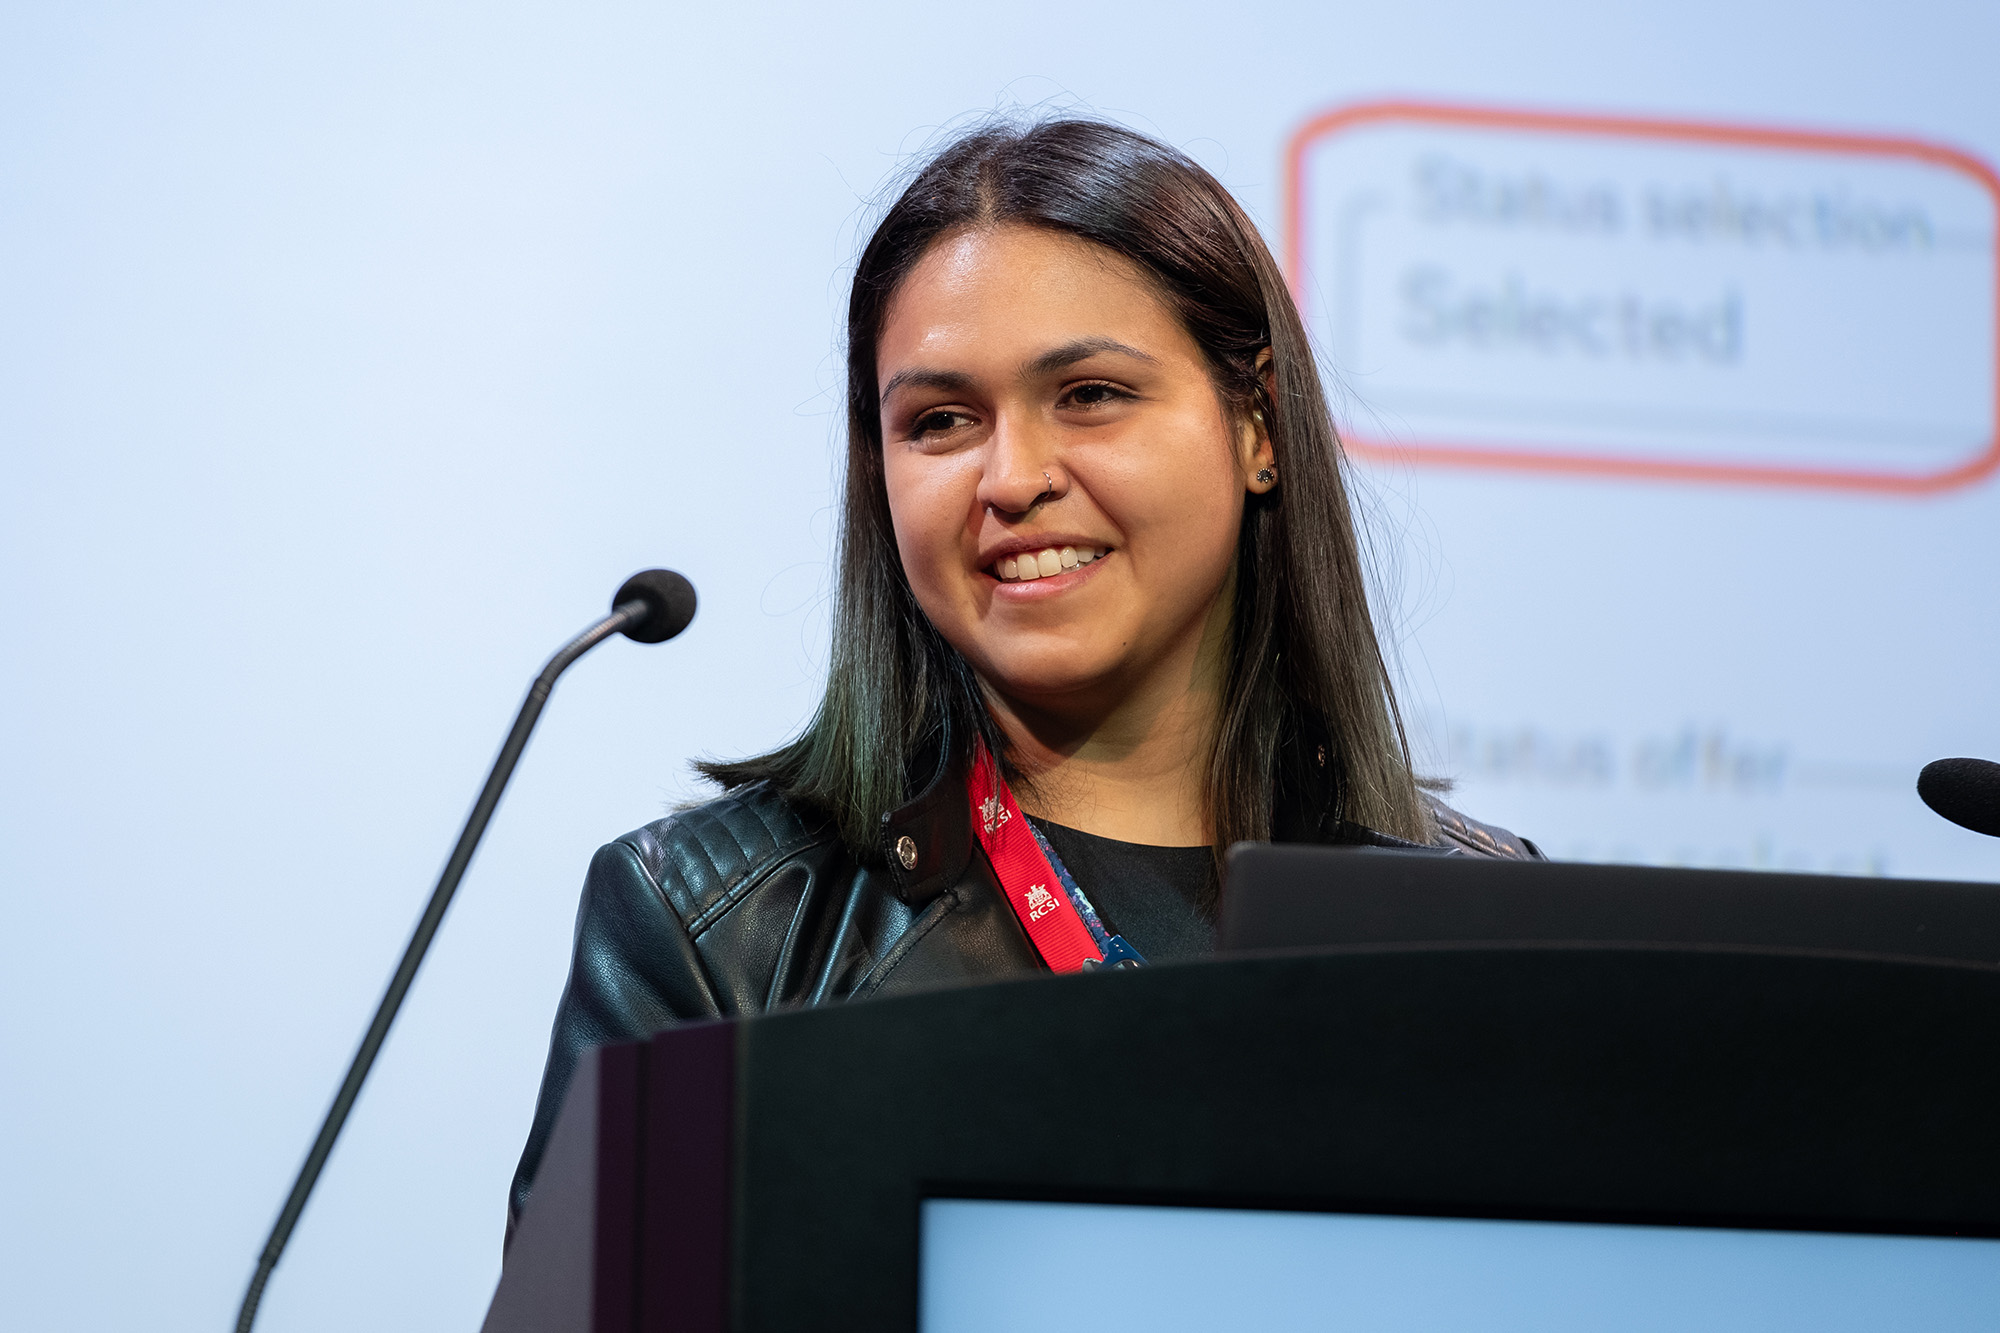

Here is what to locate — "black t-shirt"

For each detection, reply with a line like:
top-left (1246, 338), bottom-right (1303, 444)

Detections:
top-left (1028, 817), bottom-right (1219, 964)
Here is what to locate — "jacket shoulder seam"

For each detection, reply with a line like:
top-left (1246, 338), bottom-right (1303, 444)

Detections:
top-left (613, 786), bottom-right (834, 935)
top-left (1425, 798), bottom-right (1534, 859)
top-left (683, 832), bottom-right (840, 938)
top-left (595, 836), bottom-right (730, 1018)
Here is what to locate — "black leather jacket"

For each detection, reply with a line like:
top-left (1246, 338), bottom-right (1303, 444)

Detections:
top-left (507, 736), bottom-right (1541, 1231)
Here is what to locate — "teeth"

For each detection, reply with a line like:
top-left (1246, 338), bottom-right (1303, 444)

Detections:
top-left (996, 547), bottom-right (1108, 582)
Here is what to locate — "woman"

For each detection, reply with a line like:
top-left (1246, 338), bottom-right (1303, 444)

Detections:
top-left (507, 119), bottom-right (1539, 1232)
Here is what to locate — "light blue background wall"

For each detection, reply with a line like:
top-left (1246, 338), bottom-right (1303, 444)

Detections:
top-left (3, 3), bottom-right (1995, 1329)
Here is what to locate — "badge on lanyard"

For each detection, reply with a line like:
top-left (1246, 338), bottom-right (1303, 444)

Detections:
top-left (965, 739), bottom-right (1149, 974)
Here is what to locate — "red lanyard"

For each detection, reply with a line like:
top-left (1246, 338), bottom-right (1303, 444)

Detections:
top-left (965, 740), bottom-right (1104, 973)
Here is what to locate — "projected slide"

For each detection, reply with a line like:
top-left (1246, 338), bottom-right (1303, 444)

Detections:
top-left (1287, 104), bottom-right (2000, 492)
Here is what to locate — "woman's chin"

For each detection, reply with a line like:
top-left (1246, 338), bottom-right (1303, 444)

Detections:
top-left (968, 653), bottom-right (1132, 713)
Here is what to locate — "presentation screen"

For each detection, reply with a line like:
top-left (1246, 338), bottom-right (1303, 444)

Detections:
top-left (921, 1199), bottom-right (2000, 1332)
top-left (1302, 99), bottom-right (2000, 883)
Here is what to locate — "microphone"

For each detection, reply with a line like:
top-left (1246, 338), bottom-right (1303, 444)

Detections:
top-left (1918, 757), bottom-right (2000, 838)
top-left (236, 570), bottom-right (697, 1333)
top-left (613, 567), bottom-right (699, 643)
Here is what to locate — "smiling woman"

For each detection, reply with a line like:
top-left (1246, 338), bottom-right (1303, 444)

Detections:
top-left (876, 226), bottom-right (1277, 848)
top-left (504, 119), bottom-right (1542, 1236)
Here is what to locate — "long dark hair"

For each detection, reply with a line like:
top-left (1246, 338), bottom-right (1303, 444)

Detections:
top-left (700, 118), bottom-right (1430, 855)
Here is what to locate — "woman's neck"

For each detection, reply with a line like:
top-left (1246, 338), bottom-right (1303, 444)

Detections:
top-left (983, 602), bottom-right (1230, 849)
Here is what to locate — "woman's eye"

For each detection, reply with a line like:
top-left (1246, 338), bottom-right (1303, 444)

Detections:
top-left (911, 409), bottom-right (970, 438)
top-left (1064, 382), bottom-right (1128, 409)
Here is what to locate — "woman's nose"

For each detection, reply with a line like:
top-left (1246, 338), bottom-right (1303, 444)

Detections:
top-left (976, 415), bottom-right (1062, 516)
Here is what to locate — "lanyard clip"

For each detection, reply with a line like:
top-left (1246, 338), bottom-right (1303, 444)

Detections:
top-left (1080, 934), bottom-right (1147, 972)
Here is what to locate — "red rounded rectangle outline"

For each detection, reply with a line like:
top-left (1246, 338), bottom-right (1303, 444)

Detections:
top-left (1284, 101), bottom-right (2000, 494)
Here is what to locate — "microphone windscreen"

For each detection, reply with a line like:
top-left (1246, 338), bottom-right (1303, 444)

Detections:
top-left (612, 569), bottom-right (698, 644)
top-left (1918, 757), bottom-right (2000, 838)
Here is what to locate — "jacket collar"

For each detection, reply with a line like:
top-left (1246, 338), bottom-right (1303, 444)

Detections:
top-left (878, 716), bottom-right (1401, 905)
top-left (878, 733), bottom-right (976, 906)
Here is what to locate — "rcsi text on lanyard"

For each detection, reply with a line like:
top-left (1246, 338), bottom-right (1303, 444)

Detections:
top-left (965, 740), bottom-right (1147, 974)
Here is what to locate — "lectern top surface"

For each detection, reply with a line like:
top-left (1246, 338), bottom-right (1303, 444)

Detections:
top-left (1220, 844), bottom-right (2000, 966)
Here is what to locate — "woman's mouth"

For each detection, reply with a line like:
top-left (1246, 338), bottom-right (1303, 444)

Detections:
top-left (990, 545), bottom-right (1110, 583)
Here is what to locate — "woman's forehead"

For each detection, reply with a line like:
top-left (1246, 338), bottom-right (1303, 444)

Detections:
top-left (877, 226), bottom-right (1189, 384)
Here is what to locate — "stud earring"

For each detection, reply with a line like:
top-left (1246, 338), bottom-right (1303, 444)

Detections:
top-left (1256, 466), bottom-right (1277, 485)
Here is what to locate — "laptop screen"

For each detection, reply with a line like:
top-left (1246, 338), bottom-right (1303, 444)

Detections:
top-left (920, 1198), bottom-right (2000, 1332)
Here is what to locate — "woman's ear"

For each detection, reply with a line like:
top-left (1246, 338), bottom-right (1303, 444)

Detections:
top-left (1242, 347), bottom-right (1278, 494)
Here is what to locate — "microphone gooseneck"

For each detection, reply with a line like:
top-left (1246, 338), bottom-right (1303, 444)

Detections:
top-left (1918, 757), bottom-right (2000, 839)
top-left (235, 570), bottom-right (698, 1333)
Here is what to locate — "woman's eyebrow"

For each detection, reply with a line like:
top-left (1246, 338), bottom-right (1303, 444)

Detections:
top-left (879, 366), bottom-right (977, 402)
top-left (1022, 336), bottom-right (1158, 377)
top-left (879, 337), bottom-right (1156, 402)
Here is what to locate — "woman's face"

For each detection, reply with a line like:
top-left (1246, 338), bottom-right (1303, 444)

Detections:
top-left (876, 225), bottom-right (1275, 720)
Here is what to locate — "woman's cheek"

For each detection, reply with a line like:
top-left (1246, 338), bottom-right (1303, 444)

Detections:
top-left (885, 466), bottom-right (966, 622)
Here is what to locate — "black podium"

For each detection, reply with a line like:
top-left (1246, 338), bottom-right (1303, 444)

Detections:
top-left (483, 930), bottom-right (2000, 1331)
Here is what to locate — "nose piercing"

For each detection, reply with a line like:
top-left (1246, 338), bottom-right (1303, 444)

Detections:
top-left (1037, 471), bottom-right (1054, 504)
